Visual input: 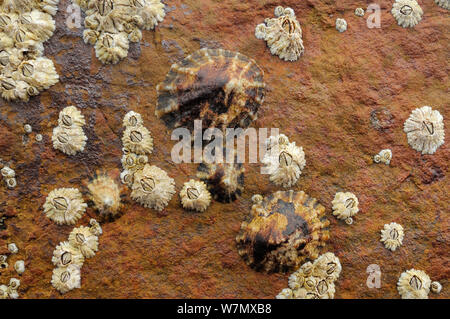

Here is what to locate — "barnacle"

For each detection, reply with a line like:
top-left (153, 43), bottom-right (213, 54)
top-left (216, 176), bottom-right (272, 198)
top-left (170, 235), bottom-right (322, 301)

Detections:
top-left (14, 260), bottom-right (25, 274)
top-left (391, 0), bottom-right (423, 28)
top-left (89, 218), bottom-right (103, 236)
top-left (68, 226), bottom-right (99, 258)
top-left (331, 192), bottom-right (359, 224)
top-left (120, 169), bottom-right (134, 187)
top-left (122, 125), bottom-right (153, 155)
top-left (121, 153), bottom-right (148, 172)
top-left (95, 32), bottom-right (129, 65)
top-left (276, 288), bottom-right (294, 299)
top-left (43, 188), bottom-right (87, 225)
top-left (262, 135), bottom-right (306, 188)
top-left (131, 164), bottom-right (176, 211)
top-left (180, 179), bottom-right (211, 212)
top-left (397, 269), bottom-right (431, 299)
top-left (57, 105), bottom-right (86, 129)
top-left (52, 126), bottom-right (87, 156)
top-left (431, 281), bottom-right (442, 294)
top-left (52, 241), bottom-right (85, 268)
top-left (0, 285), bottom-right (8, 299)
top-left (7, 278), bottom-right (19, 299)
top-left (87, 172), bottom-right (123, 220)
top-left (403, 106), bottom-right (445, 155)
top-left (1, 166), bottom-right (15, 178)
top-left (380, 222), bottom-right (404, 251)
top-left (122, 111), bottom-right (143, 128)
top-left (373, 149), bottom-right (392, 165)
top-left (335, 18), bottom-right (347, 32)
top-left (8, 243), bottom-right (18, 254)
top-left (355, 8), bottom-right (365, 16)
top-left (435, 0), bottom-right (450, 9)
top-left (255, 6), bottom-right (304, 61)
top-left (51, 265), bottom-right (81, 294)
top-left (236, 190), bottom-right (330, 273)
top-left (156, 48), bottom-right (265, 132)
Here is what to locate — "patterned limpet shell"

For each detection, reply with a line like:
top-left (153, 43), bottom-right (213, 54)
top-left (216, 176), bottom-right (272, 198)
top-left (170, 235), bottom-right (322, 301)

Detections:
top-left (236, 190), bottom-right (330, 273)
top-left (57, 105), bottom-right (86, 129)
top-left (43, 188), bottom-right (87, 225)
top-left (374, 149), bottom-right (392, 165)
top-left (397, 269), bottom-right (431, 299)
top-left (87, 173), bottom-right (123, 220)
top-left (331, 192), bottom-right (359, 224)
top-left (435, 0), bottom-right (450, 9)
top-left (180, 179), bottom-right (211, 212)
top-left (155, 48), bottom-right (265, 132)
top-left (52, 126), bottom-right (87, 156)
top-left (51, 241), bottom-right (85, 268)
top-left (380, 222), bottom-right (404, 252)
top-left (255, 6), bottom-right (304, 61)
top-left (122, 111), bottom-right (143, 128)
top-left (122, 125), bottom-right (153, 155)
top-left (68, 226), bottom-right (99, 259)
top-left (391, 0), bottom-right (423, 28)
top-left (131, 164), bottom-right (176, 211)
top-left (51, 265), bottom-right (81, 294)
top-left (197, 159), bottom-right (245, 203)
top-left (121, 153), bottom-right (148, 172)
top-left (403, 106), bottom-right (445, 155)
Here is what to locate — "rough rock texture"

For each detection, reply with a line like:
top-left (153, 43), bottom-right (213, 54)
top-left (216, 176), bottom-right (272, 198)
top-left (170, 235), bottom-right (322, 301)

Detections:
top-left (0, 0), bottom-right (448, 299)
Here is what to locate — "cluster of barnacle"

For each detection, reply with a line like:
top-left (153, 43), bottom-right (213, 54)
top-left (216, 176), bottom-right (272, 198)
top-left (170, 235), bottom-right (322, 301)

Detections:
top-left (51, 219), bottom-right (102, 294)
top-left (331, 192), bottom-right (359, 225)
top-left (276, 252), bottom-right (342, 299)
top-left (1, 165), bottom-right (17, 189)
top-left (0, 0), bottom-right (59, 101)
top-left (374, 149), bottom-right (392, 165)
top-left (262, 133), bottom-right (306, 188)
top-left (397, 269), bottom-right (442, 299)
top-left (0, 243), bottom-right (25, 299)
top-left (52, 106), bottom-right (88, 156)
top-left (73, 0), bottom-right (166, 64)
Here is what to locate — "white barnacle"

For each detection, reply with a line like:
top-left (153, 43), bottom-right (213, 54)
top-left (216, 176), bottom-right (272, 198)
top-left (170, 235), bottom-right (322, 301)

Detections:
top-left (68, 226), bottom-right (99, 259)
top-left (397, 269), bottom-right (431, 299)
top-left (391, 0), bottom-right (423, 28)
top-left (52, 241), bottom-right (85, 268)
top-left (404, 106), bottom-right (445, 155)
top-left (336, 18), bottom-right (347, 32)
top-left (121, 153), bottom-right (148, 172)
top-left (0, 285), bottom-right (8, 299)
top-left (1, 166), bottom-right (15, 178)
top-left (131, 164), bottom-right (176, 211)
top-left (7, 278), bottom-right (20, 299)
top-left (331, 192), bottom-right (359, 222)
top-left (122, 125), bottom-right (153, 155)
top-left (14, 260), bottom-right (25, 274)
top-left (435, 0), bottom-right (450, 9)
top-left (7, 243), bottom-right (18, 254)
top-left (374, 149), bottom-right (392, 165)
top-left (276, 288), bottom-right (293, 299)
top-left (180, 179), bottom-right (211, 212)
top-left (23, 124), bottom-right (32, 133)
top-left (95, 32), bottom-right (130, 65)
top-left (43, 188), bottom-right (87, 225)
top-left (52, 126), bottom-right (87, 156)
top-left (5, 177), bottom-right (17, 188)
top-left (13, 57), bottom-right (59, 91)
top-left (122, 111), bottom-right (143, 128)
top-left (89, 218), bottom-right (103, 236)
top-left (355, 8), bottom-right (365, 16)
top-left (51, 265), bottom-right (81, 294)
top-left (430, 281), bottom-right (442, 294)
top-left (58, 105), bottom-right (86, 129)
top-left (380, 222), bottom-right (404, 251)
top-left (120, 169), bottom-right (134, 187)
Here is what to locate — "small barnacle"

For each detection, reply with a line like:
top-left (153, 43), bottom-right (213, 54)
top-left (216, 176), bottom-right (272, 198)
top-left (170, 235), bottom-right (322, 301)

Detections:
top-left (52, 241), bottom-right (84, 268)
top-left (380, 222), bottom-right (404, 251)
top-left (68, 226), bottom-right (99, 258)
top-left (89, 218), bottom-right (103, 236)
top-left (435, 0), bottom-right (450, 9)
top-left (1, 166), bottom-right (15, 178)
top-left (180, 179), bottom-right (211, 212)
top-left (51, 265), bottom-right (81, 294)
top-left (137, 0), bottom-right (166, 30)
top-left (131, 164), bottom-right (176, 211)
top-left (95, 32), bottom-right (130, 65)
top-left (255, 7), bottom-right (304, 61)
top-left (0, 285), bottom-right (8, 299)
top-left (276, 288), bottom-right (293, 299)
top-left (87, 172), bottom-right (123, 220)
top-left (0, 255), bottom-right (7, 263)
top-left (23, 124), bottom-right (32, 133)
top-left (14, 260), bottom-right (25, 274)
top-left (7, 278), bottom-right (19, 299)
top-left (35, 134), bottom-right (43, 142)
top-left (14, 57), bottom-right (59, 91)
top-left (58, 105), bottom-right (86, 129)
top-left (391, 0), bottom-right (423, 28)
top-left (52, 126), bottom-right (87, 156)
top-left (331, 192), bottom-right (359, 223)
top-left (355, 8), bottom-right (365, 16)
top-left (236, 190), bottom-right (330, 273)
top-left (403, 106), bottom-right (445, 155)
top-left (336, 18), bottom-right (347, 32)
top-left (83, 29), bottom-right (99, 45)
top-left (122, 125), bottom-right (153, 155)
top-left (43, 188), bottom-right (87, 225)
top-left (121, 153), bottom-right (148, 172)
top-left (120, 169), bottom-right (134, 187)
top-left (431, 281), bottom-right (442, 294)
top-left (374, 149), bottom-right (392, 165)
top-left (5, 177), bottom-right (16, 188)
top-left (122, 111), bottom-right (143, 128)
top-left (397, 269), bottom-right (431, 299)
top-left (7, 243), bottom-right (18, 254)
top-left (156, 48), bottom-right (265, 132)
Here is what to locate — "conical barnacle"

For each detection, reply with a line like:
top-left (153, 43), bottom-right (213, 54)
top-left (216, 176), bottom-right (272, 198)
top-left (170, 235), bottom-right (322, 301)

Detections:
top-left (0, 285), bottom-right (8, 299)
top-left (155, 48), bottom-right (265, 132)
top-left (39, 0), bottom-right (60, 16)
top-left (120, 169), bottom-right (134, 187)
top-left (331, 192), bottom-right (359, 223)
top-left (89, 218), bottom-right (103, 236)
top-left (122, 125), bottom-right (153, 155)
top-left (403, 106), bottom-right (445, 155)
top-left (121, 153), bottom-right (148, 172)
top-left (7, 278), bottom-right (20, 299)
top-left (0, 77), bottom-right (32, 101)
top-left (380, 222), bottom-right (404, 251)
top-left (180, 179), bottom-right (211, 212)
top-left (52, 126), bottom-right (87, 156)
top-left (87, 173), bottom-right (123, 220)
top-left (57, 105), bottom-right (86, 129)
top-left (373, 149), bottom-right (392, 165)
top-left (51, 265), bottom-right (81, 294)
top-left (431, 281), bottom-right (442, 294)
top-left (309, 252), bottom-right (342, 282)
top-left (68, 226), bottom-right (99, 258)
top-left (197, 159), bottom-right (245, 203)
top-left (95, 32), bottom-right (129, 65)
top-left (122, 111), bottom-right (143, 128)
top-left (131, 164), bottom-right (176, 211)
top-left (391, 0), bottom-right (423, 28)
top-left (20, 10), bottom-right (56, 42)
top-left (51, 241), bottom-right (85, 268)
top-left (335, 18), bottom-right (347, 32)
top-left (137, 0), bottom-right (166, 30)
top-left (236, 190), bottom-right (330, 273)
top-left (355, 8), bottom-right (365, 16)
top-left (83, 29), bottom-right (100, 45)
top-left (276, 288), bottom-right (294, 299)
top-left (43, 188), bottom-right (87, 225)
top-left (255, 6), bottom-right (304, 61)
top-left (435, 0), bottom-right (450, 9)
top-left (14, 56), bottom-right (58, 91)
top-left (397, 269), bottom-right (431, 299)
top-left (262, 137), bottom-right (306, 188)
